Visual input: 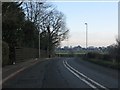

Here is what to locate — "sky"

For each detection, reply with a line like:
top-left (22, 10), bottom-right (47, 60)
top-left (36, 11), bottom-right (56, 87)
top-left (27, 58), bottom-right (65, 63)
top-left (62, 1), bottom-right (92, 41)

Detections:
top-left (51, 1), bottom-right (118, 48)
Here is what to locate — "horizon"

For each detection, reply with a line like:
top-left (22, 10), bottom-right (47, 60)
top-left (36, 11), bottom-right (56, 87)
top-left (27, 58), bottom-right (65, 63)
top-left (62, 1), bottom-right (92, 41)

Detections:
top-left (59, 44), bottom-right (113, 48)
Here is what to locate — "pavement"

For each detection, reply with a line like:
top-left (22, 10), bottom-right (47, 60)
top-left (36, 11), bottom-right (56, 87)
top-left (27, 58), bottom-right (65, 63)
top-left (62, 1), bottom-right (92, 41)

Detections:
top-left (2, 58), bottom-right (50, 85)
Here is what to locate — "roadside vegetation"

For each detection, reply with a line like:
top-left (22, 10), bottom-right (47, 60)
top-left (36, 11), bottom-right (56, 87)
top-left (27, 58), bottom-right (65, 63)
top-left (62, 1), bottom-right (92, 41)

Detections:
top-left (56, 39), bottom-right (120, 70)
top-left (82, 50), bottom-right (120, 70)
top-left (2, 1), bottom-right (69, 66)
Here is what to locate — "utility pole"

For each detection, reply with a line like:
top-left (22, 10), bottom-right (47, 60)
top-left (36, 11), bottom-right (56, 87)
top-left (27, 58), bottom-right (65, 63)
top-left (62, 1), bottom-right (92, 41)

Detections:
top-left (85, 23), bottom-right (88, 49)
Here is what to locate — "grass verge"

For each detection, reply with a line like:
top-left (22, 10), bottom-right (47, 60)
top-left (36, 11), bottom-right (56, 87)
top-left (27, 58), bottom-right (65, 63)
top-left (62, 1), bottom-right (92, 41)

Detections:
top-left (81, 58), bottom-right (120, 70)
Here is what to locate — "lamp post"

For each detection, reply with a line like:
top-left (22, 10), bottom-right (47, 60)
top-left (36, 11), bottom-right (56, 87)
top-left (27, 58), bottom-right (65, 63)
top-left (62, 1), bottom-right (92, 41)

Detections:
top-left (39, 31), bottom-right (40, 59)
top-left (85, 23), bottom-right (88, 49)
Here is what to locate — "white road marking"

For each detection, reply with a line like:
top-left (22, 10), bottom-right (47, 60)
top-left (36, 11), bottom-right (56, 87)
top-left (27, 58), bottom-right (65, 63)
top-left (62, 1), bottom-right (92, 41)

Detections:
top-left (1, 59), bottom-right (41, 85)
top-left (65, 60), bottom-right (109, 90)
top-left (2, 67), bottom-right (25, 85)
top-left (63, 60), bottom-right (98, 90)
top-left (63, 60), bottom-right (109, 90)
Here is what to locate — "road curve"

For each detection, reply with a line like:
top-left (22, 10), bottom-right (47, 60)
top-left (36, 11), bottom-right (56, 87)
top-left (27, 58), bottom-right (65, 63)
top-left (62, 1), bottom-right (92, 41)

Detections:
top-left (2, 57), bottom-right (119, 88)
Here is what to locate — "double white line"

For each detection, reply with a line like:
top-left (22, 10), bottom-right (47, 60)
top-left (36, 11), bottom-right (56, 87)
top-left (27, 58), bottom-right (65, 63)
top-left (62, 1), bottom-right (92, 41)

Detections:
top-left (63, 60), bottom-right (109, 90)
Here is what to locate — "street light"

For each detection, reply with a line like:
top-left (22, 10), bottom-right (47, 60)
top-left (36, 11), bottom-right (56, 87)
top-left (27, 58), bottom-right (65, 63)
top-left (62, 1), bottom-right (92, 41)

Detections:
top-left (39, 31), bottom-right (40, 59)
top-left (85, 23), bottom-right (88, 49)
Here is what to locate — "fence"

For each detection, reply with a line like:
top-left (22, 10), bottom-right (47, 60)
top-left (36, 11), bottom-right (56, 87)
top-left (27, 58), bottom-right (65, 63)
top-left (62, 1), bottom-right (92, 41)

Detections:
top-left (15, 47), bottom-right (48, 62)
top-left (15, 47), bottom-right (39, 63)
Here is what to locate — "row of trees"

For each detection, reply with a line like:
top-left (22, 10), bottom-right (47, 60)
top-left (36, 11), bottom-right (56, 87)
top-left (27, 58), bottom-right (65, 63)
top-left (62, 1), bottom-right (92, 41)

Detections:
top-left (85, 39), bottom-right (120, 64)
top-left (2, 1), bottom-right (69, 64)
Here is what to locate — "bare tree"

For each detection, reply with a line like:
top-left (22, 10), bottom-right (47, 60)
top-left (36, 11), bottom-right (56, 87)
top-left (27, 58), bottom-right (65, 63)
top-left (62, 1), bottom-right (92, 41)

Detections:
top-left (40, 10), bottom-right (69, 57)
top-left (21, 2), bottom-right (69, 57)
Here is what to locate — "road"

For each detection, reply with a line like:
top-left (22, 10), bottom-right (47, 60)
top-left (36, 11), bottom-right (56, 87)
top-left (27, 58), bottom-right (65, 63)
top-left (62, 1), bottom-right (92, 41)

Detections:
top-left (2, 57), bottom-right (119, 89)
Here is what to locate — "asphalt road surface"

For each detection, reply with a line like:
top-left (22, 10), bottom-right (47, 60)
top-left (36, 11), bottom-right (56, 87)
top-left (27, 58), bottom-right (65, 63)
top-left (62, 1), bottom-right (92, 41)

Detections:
top-left (2, 57), bottom-right (119, 89)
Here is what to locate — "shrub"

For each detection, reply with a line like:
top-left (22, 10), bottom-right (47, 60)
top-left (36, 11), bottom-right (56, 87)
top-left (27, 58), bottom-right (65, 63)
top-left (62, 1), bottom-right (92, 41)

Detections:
top-left (86, 52), bottom-right (101, 59)
top-left (2, 41), bottom-right (9, 66)
top-left (102, 54), bottom-right (112, 61)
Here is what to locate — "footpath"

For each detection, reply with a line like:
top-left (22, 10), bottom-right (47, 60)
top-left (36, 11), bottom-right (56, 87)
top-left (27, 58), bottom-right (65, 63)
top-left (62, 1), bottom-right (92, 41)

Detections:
top-left (2, 58), bottom-right (50, 85)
